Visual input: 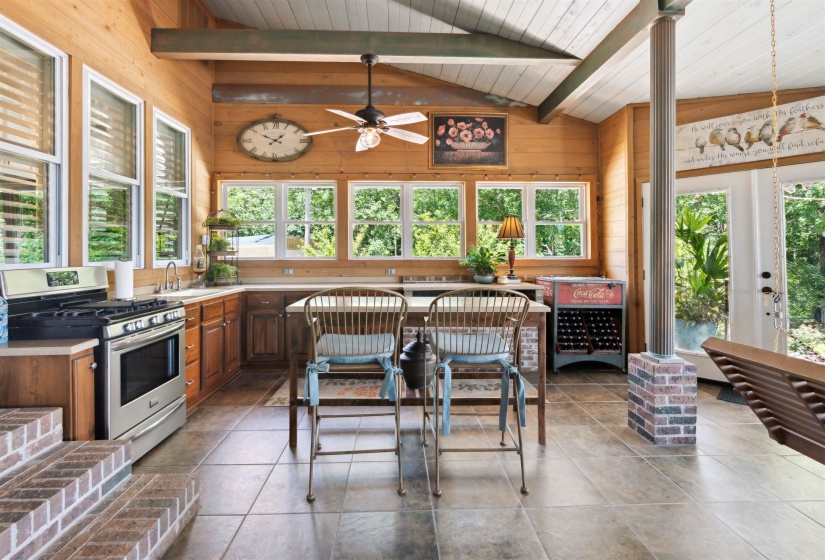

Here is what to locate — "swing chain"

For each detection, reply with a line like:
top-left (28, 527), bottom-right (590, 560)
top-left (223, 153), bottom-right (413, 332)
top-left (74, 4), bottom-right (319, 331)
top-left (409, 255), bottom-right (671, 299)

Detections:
top-left (769, 0), bottom-right (784, 352)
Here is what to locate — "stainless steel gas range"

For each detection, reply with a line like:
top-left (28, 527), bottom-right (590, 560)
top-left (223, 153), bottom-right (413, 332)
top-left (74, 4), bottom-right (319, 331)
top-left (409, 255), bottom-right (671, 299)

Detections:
top-left (1, 266), bottom-right (186, 460)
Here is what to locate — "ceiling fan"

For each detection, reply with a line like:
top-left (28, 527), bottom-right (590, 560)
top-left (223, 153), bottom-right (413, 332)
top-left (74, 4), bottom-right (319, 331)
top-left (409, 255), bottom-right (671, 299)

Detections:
top-left (304, 54), bottom-right (429, 151)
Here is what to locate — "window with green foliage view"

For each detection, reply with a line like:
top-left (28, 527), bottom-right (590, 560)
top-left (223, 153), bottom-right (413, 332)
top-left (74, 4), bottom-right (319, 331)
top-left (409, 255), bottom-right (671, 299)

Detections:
top-left (351, 183), bottom-right (462, 258)
top-left (223, 182), bottom-right (335, 259)
top-left (153, 114), bottom-right (190, 265)
top-left (0, 24), bottom-right (65, 268)
top-left (477, 183), bottom-right (585, 258)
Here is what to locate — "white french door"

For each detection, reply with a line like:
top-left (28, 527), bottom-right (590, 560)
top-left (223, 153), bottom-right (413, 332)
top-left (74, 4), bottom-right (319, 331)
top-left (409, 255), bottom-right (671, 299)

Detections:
top-left (643, 161), bottom-right (825, 380)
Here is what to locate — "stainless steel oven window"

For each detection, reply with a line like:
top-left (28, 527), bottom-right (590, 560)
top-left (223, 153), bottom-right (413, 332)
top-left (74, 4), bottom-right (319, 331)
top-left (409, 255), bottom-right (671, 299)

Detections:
top-left (119, 333), bottom-right (180, 405)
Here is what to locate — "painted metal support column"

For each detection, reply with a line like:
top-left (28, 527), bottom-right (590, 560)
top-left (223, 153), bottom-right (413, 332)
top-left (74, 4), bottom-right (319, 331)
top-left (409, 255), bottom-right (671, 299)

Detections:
top-left (648, 17), bottom-right (677, 358)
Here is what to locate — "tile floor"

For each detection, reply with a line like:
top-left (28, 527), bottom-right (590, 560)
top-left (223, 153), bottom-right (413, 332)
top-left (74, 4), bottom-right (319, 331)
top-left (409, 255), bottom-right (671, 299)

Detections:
top-left (135, 364), bottom-right (825, 560)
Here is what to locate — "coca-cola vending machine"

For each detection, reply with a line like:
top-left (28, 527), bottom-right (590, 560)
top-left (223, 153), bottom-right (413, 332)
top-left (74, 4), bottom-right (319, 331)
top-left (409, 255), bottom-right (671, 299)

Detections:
top-left (535, 277), bottom-right (627, 373)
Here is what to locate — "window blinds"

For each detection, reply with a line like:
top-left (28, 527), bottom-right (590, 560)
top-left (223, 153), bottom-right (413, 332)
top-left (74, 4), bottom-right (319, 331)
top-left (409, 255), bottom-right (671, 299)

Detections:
top-left (0, 150), bottom-right (48, 264)
top-left (89, 82), bottom-right (136, 179)
top-left (155, 120), bottom-right (186, 195)
top-left (0, 30), bottom-right (54, 154)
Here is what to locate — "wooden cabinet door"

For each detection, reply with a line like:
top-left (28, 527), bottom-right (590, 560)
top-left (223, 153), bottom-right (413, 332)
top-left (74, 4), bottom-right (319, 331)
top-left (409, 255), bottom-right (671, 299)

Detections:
top-left (224, 310), bottom-right (241, 376)
top-left (201, 318), bottom-right (225, 390)
top-left (71, 352), bottom-right (96, 440)
top-left (246, 309), bottom-right (284, 362)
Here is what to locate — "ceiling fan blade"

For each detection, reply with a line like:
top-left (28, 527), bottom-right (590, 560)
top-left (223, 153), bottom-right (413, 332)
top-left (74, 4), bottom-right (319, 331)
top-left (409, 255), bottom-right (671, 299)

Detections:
top-left (355, 135), bottom-right (369, 152)
top-left (327, 109), bottom-right (366, 123)
top-left (383, 127), bottom-right (429, 144)
top-left (381, 112), bottom-right (427, 126)
top-left (304, 126), bottom-right (358, 137)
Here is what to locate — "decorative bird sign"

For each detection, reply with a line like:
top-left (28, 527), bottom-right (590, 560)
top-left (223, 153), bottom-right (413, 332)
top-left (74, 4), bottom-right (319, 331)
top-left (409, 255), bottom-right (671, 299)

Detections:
top-left (759, 120), bottom-right (774, 147)
top-left (744, 125), bottom-right (761, 150)
top-left (725, 128), bottom-right (744, 152)
top-left (695, 136), bottom-right (706, 154)
top-left (799, 113), bottom-right (825, 131)
top-left (777, 117), bottom-right (797, 144)
top-left (709, 128), bottom-right (726, 151)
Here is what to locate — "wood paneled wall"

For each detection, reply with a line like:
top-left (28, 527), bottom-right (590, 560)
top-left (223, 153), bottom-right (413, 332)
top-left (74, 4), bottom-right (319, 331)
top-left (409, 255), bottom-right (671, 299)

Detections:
top-left (214, 61), bottom-right (602, 281)
top-left (599, 86), bottom-right (825, 352)
top-left (1, 0), bottom-right (214, 288)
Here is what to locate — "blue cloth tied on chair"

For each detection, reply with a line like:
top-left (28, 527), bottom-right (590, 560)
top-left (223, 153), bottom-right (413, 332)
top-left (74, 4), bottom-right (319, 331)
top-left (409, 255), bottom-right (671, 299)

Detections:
top-left (433, 357), bottom-right (526, 436)
top-left (304, 333), bottom-right (401, 406)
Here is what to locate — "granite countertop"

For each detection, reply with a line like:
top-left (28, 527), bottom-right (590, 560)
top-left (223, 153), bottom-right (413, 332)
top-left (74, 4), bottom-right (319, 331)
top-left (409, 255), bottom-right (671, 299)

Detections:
top-left (0, 338), bottom-right (99, 357)
top-left (158, 282), bottom-right (544, 305)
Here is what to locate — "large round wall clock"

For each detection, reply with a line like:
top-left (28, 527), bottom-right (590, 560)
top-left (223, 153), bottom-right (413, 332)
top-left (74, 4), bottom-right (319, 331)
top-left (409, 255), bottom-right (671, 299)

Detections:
top-left (236, 116), bottom-right (313, 162)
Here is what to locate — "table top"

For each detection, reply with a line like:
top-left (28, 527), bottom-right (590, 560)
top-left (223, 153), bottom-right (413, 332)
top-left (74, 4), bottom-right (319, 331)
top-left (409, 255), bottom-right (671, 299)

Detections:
top-left (285, 295), bottom-right (551, 314)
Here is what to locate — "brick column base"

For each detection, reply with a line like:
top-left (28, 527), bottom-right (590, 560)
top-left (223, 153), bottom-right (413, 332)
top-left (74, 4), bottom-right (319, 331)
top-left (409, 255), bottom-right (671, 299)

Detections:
top-left (628, 353), bottom-right (697, 445)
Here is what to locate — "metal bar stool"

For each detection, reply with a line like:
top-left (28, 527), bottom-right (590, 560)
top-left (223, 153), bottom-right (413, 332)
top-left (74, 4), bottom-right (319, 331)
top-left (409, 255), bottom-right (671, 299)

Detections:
top-left (423, 288), bottom-right (531, 496)
top-left (303, 287), bottom-right (408, 502)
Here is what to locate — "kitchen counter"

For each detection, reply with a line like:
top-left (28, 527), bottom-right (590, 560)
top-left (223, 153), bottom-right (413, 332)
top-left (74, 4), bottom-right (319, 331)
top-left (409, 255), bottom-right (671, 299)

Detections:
top-left (158, 281), bottom-right (545, 305)
top-left (0, 338), bottom-right (99, 357)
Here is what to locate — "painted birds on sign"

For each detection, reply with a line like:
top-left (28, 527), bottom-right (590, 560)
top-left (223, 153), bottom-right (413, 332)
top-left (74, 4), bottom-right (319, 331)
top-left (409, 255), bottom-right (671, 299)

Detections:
top-left (744, 125), bottom-right (761, 150)
top-left (695, 136), bottom-right (706, 154)
top-left (709, 128), bottom-right (725, 151)
top-left (777, 117), bottom-right (797, 143)
top-left (725, 128), bottom-right (744, 152)
top-left (799, 113), bottom-right (825, 131)
top-left (759, 120), bottom-right (774, 146)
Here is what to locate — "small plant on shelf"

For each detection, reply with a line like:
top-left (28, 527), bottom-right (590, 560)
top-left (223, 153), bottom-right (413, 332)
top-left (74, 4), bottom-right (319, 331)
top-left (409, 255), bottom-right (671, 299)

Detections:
top-left (203, 214), bottom-right (242, 227)
top-left (459, 243), bottom-right (506, 283)
top-left (209, 235), bottom-right (230, 252)
top-left (207, 262), bottom-right (237, 280)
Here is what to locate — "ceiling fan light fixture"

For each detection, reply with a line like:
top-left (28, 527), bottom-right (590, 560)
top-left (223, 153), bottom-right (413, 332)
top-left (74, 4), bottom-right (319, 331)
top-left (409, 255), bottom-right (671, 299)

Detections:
top-left (359, 127), bottom-right (382, 149)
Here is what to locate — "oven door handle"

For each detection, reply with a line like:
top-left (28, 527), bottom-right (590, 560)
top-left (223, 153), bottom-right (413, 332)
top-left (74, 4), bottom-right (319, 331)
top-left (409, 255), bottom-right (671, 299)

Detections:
top-left (130, 396), bottom-right (186, 442)
top-left (109, 321), bottom-right (184, 353)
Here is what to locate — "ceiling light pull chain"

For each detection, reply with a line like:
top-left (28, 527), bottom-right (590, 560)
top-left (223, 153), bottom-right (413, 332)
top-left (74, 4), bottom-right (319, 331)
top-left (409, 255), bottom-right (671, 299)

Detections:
top-left (769, 0), bottom-right (784, 353)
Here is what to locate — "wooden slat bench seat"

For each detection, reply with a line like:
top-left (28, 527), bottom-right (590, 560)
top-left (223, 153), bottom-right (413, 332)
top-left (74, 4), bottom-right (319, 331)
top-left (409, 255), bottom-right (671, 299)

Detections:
top-left (702, 337), bottom-right (825, 464)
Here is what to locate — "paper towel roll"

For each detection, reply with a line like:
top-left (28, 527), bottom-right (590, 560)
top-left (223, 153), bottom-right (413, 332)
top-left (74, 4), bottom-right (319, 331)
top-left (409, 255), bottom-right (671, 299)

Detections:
top-left (114, 259), bottom-right (134, 300)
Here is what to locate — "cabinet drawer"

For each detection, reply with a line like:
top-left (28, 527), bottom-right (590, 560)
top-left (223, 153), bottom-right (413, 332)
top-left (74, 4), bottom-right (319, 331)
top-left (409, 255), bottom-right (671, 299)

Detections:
top-left (184, 304), bottom-right (200, 328)
top-left (185, 327), bottom-right (200, 365)
top-left (246, 292), bottom-right (282, 309)
top-left (225, 294), bottom-right (242, 314)
top-left (185, 361), bottom-right (200, 401)
top-left (202, 299), bottom-right (225, 321)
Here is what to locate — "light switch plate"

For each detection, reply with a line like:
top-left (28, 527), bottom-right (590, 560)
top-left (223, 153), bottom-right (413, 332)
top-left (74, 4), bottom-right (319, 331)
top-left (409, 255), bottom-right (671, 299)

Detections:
top-left (283, 268), bottom-right (293, 275)
top-left (385, 268), bottom-right (395, 275)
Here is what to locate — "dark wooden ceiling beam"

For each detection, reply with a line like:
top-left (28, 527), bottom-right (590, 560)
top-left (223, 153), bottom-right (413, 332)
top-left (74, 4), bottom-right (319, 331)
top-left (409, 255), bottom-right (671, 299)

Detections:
top-left (538, 0), bottom-right (692, 124)
top-left (151, 29), bottom-right (580, 65)
top-left (212, 84), bottom-right (529, 107)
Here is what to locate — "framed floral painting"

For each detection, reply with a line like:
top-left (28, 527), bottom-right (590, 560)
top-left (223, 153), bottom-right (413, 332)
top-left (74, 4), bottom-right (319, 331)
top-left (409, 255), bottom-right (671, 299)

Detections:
top-left (429, 113), bottom-right (508, 169)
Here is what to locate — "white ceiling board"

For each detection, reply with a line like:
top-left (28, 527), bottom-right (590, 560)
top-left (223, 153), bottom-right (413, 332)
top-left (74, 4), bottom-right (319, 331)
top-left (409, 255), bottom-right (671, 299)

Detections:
top-left (203, 0), bottom-right (825, 123)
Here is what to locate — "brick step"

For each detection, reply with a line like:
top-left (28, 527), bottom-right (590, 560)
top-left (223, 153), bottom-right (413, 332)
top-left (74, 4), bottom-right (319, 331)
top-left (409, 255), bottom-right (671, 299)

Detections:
top-left (0, 409), bottom-right (63, 478)
top-left (0, 440), bottom-right (131, 559)
top-left (40, 473), bottom-right (199, 560)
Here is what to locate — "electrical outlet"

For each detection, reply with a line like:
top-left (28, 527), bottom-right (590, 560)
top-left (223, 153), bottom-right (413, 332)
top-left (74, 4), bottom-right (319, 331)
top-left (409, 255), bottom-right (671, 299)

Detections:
top-left (385, 268), bottom-right (395, 275)
top-left (283, 268), bottom-right (293, 275)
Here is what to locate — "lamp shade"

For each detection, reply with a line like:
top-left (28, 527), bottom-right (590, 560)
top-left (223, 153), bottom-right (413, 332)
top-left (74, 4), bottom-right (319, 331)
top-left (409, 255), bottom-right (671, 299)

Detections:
top-left (497, 215), bottom-right (524, 240)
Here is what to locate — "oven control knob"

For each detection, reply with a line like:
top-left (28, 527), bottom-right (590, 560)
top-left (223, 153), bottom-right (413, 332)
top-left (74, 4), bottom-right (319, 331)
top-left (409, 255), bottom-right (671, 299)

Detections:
top-left (136, 320), bottom-right (144, 329)
top-left (175, 311), bottom-right (182, 318)
top-left (149, 316), bottom-right (160, 325)
top-left (124, 323), bottom-right (135, 332)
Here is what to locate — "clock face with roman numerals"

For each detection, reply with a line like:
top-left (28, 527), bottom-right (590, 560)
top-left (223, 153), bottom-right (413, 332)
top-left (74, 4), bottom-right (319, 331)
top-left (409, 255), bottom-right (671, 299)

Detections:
top-left (237, 117), bottom-right (313, 162)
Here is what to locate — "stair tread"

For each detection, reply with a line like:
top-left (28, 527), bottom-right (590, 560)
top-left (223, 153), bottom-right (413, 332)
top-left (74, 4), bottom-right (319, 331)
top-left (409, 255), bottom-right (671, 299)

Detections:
top-left (40, 473), bottom-right (199, 560)
top-left (0, 441), bottom-right (131, 559)
top-left (0, 409), bottom-right (63, 479)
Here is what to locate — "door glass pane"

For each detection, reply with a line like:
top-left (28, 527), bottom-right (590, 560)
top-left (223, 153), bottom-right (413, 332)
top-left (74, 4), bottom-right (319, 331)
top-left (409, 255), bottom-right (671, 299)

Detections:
top-left (674, 191), bottom-right (729, 352)
top-left (783, 180), bottom-right (825, 362)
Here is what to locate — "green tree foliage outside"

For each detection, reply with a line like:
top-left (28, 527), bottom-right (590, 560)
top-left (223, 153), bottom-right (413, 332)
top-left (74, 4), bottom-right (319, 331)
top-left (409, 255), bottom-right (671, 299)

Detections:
top-left (88, 182), bottom-right (130, 262)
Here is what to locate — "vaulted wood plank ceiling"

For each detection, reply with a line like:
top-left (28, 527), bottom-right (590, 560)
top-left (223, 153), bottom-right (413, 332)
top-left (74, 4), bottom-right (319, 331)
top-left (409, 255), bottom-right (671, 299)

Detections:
top-left (201, 0), bottom-right (825, 123)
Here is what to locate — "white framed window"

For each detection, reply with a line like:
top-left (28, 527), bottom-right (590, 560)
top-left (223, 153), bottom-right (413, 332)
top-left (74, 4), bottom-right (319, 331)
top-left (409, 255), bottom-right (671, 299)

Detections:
top-left (153, 110), bottom-right (190, 266)
top-left (83, 68), bottom-right (144, 267)
top-left (222, 181), bottom-right (336, 259)
top-left (477, 182), bottom-right (587, 258)
top-left (350, 182), bottom-right (463, 259)
top-left (0, 16), bottom-right (68, 268)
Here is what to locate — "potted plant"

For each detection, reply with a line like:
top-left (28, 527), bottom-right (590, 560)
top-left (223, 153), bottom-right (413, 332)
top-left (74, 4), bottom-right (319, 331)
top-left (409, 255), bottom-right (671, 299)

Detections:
top-left (460, 244), bottom-right (506, 284)
top-left (674, 206), bottom-right (729, 351)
